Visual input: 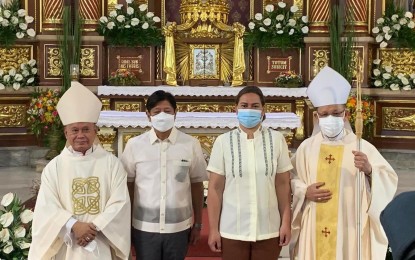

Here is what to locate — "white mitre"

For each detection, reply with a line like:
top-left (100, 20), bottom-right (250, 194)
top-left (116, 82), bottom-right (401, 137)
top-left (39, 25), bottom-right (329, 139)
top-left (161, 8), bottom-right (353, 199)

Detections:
top-left (307, 66), bottom-right (351, 107)
top-left (57, 81), bottom-right (102, 125)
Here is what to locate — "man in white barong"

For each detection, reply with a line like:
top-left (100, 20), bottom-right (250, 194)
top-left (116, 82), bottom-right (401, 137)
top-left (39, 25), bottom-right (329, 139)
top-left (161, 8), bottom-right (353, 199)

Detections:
top-left (290, 66), bottom-right (398, 260)
top-left (29, 82), bottom-right (131, 260)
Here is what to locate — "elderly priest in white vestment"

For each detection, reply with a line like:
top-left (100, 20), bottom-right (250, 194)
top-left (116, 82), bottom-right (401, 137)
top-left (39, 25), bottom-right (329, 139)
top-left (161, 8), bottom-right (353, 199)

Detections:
top-left (290, 66), bottom-right (398, 260)
top-left (29, 82), bottom-right (131, 260)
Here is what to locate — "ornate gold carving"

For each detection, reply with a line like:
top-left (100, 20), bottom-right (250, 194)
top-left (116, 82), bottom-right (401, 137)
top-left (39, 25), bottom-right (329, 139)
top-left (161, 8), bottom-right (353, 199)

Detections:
top-left (265, 104), bottom-right (292, 112)
top-left (383, 108), bottom-right (415, 131)
top-left (72, 177), bottom-right (100, 215)
top-left (295, 100), bottom-right (305, 140)
top-left (283, 131), bottom-right (294, 146)
top-left (42, 0), bottom-right (63, 24)
top-left (115, 102), bottom-right (141, 112)
top-left (379, 49), bottom-right (415, 76)
top-left (177, 103), bottom-right (235, 112)
top-left (0, 105), bottom-right (26, 127)
top-left (0, 46), bottom-right (32, 71)
top-left (180, 0), bottom-right (230, 38)
top-left (191, 135), bottom-right (218, 155)
top-left (47, 47), bottom-right (62, 77)
top-left (80, 48), bottom-right (96, 77)
top-left (97, 128), bottom-right (116, 154)
top-left (312, 49), bottom-right (329, 77)
top-left (308, 0), bottom-right (330, 32)
top-left (107, 0), bottom-right (117, 13)
top-left (101, 98), bottom-right (111, 111)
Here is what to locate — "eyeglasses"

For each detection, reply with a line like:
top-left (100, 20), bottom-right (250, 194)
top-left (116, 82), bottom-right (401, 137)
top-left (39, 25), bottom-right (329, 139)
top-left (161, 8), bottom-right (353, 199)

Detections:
top-left (317, 110), bottom-right (345, 118)
top-left (67, 127), bottom-right (95, 136)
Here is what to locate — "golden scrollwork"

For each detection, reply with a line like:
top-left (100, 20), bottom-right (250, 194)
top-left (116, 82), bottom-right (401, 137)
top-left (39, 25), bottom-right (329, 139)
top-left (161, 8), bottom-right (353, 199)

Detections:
top-left (312, 49), bottom-right (329, 77)
top-left (97, 127), bottom-right (116, 154)
top-left (350, 49), bottom-right (361, 81)
top-left (265, 104), bottom-right (292, 112)
top-left (191, 134), bottom-right (218, 155)
top-left (101, 98), bottom-right (111, 111)
top-left (72, 177), bottom-right (100, 215)
top-left (80, 48), bottom-right (96, 77)
top-left (47, 47), bottom-right (62, 77)
top-left (0, 46), bottom-right (32, 71)
top-left (383, 108), bottom-right (415, 131)
top-left (295, 100), bottom-right (305, 140)
top-left (177, 103), bottom-right (235, 112)
top-left (283, 131), bottom-right (294, 146)
top-left (115, 102), bottom-right (141, 112)
top-left (379, 49), bottom-right (415, 76)
top-left (0, 105), bottom-right (26, 127)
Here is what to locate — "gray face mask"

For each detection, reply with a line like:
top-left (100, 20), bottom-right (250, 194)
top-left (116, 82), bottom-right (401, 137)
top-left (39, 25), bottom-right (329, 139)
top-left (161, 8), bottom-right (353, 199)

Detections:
top-left (318, 115), bottom-right (345, 138)
top-left (151, 112), bottom-right (175, 132)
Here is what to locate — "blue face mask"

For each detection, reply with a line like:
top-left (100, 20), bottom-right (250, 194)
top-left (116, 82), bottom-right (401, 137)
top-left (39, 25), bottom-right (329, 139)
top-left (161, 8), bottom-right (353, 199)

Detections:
top-left (237, 109), bottom-right (262, 128)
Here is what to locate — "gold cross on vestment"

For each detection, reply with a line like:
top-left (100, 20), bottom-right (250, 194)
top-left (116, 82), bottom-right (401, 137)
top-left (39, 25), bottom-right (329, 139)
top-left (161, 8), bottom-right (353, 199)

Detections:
top-left (325, 154), bottom-right (335, 164)
top-left (322, 227), bottom-right (331, 237)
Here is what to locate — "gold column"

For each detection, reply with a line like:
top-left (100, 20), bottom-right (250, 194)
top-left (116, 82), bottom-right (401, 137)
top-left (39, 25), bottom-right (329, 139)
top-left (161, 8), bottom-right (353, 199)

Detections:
top-left (295, 100), bottom-right (305, 140)
top-left (308, 0), bottom-right (330, 33)
top-left (41, 0), bottom-right (63, 32)
top-left (345, 0), bottom-right (369, 32)
top-left (80, 0), bottom-right (100, 32)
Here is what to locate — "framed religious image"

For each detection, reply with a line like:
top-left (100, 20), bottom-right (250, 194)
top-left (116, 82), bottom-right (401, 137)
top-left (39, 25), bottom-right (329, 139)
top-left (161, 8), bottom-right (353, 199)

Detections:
top-left (189, 44), bottom-right (220, 79)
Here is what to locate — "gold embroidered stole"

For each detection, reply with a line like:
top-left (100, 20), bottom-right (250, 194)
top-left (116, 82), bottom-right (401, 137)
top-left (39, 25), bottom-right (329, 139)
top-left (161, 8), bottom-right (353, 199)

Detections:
top-left (316, 144), bottom-right (344, 259)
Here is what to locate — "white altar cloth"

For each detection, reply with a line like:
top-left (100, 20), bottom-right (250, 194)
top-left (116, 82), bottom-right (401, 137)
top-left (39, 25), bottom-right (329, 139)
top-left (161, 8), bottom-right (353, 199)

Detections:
top-left (97, 111), bottom-right (301, 130)
top-left (98, 86), bottom-right (308, 98)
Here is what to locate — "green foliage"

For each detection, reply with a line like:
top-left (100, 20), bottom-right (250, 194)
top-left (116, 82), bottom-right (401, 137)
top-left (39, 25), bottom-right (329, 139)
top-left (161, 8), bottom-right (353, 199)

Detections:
top-left (0, 0), bottom-right (36, 47)
top-left (243, 3), bottom-right (309, 49)
top-left (329, 5), bottom-right (355, 83)
top-left (372, 0), bottom-right (415, 49)
top-left (97, 2), bottom-right (163, 47)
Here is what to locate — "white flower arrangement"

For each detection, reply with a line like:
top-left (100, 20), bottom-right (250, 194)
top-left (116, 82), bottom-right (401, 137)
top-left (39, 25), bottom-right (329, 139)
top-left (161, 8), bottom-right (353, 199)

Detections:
top-left (0, 193), bottom-right (33, 259)
top-left (372, 59), bottom-right (415, 91)
top-left (0, 59), bottom-right (37, 91)
top-left (97, 1), bottom-right (163, 46)
top-left (0, 0), bottom-right (36, 46)
top-left (371, 2), bottom-right (415, 49)
top-left (245, 2), bottom-right (309, 49)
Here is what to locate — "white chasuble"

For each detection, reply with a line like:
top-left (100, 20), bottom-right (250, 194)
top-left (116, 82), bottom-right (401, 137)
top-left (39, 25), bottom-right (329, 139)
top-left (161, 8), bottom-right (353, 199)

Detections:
top-left (290, 130), bottom-right (398, 260)
top-left (29, 145), bottom-right (131, 260)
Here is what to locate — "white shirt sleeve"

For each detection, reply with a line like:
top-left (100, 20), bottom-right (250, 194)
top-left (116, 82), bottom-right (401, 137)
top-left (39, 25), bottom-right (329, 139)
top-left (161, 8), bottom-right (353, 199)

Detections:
top-left (58, 217), bottom-right (77, 247)
top-left (120, 140), bottom-right (136, 182)
top-left (207, 135), bottom-right (225, 176)
top-left (189, 138), bottom-right (208, 183)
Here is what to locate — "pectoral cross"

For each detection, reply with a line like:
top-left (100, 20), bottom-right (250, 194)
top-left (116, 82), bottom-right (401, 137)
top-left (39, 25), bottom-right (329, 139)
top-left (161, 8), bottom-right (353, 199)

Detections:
top-left (322, 227), bottom-right (331, 237)
top-left (325, 154), bottom-right (335, 164)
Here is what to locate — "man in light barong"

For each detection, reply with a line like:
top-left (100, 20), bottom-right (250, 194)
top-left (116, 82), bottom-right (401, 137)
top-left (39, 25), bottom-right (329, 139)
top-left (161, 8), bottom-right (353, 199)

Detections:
top-left (29, 82), bottom-right (131, 260)
top-left (290, 66), bottom-right (398, 260)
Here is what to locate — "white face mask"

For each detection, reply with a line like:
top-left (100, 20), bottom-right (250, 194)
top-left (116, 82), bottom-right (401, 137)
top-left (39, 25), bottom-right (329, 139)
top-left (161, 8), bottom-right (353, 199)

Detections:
top-left (150, 112), bottom-right (175, 132)
top-left (318, 115), bottom-right (345, 138)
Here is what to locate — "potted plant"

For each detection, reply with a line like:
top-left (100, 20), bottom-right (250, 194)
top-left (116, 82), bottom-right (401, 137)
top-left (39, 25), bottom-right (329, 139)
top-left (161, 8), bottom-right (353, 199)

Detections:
top-left (97, 1), bottom-right (163, 85)
top-left (0, 0), bottom-right (36, 47)
top-left (0, 192), bottom-right (33, 259)
top-left (27, 88), bottom-right (65, 160)
top-left (346, 92), bottom-right (376, 139)
top-left (108, 68), bottom-right (140, 86)
top-left (274, 71), bottom-right (303, 88)
top-left (0, 59), bottom-right (38, 91)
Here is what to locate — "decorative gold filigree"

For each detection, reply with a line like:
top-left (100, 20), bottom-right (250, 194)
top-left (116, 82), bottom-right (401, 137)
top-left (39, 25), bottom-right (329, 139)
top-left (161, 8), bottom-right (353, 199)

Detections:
top-left (0, 46), bottom-right (32, 71)
top-left (47, 47), bottom-right (62, 77)
top-left (379, 49), bottom-right (415, 76)
top-left (283, 131), bottom-right (294, 146)
top-left (177, 103), bottom-right (235, 112)
top-left (115, 102), bottom-right (141, 112)
top-left (295, 100), bottom-right (305, 140)
top-left (191, 135), bottom-right (218, 155)
top-left (383, 108), bottom-right (415, 131)
top-left (265, 104), bottom-right (292, 112)
top-left (97, 128), bottom-right (116, 154)
top-left (80, 48), bottom-right (96, 77)
top-left (312, 49), bottom-right (329, 78)
top-left (0, 105), bottom-right (26, 127)
top-left (107, 0), bottom-right (117, 13)
top-left (101, 98), bottom-right (111, 111)
top-left (72, 177), bottom-right (100, 215)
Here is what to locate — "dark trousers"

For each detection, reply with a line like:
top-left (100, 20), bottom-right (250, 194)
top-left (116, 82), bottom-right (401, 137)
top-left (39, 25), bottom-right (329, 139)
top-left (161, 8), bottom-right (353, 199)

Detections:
top-left (221, 237), bottom-right (282, 260)
top-left (132, 228), bottom-right (190, 260)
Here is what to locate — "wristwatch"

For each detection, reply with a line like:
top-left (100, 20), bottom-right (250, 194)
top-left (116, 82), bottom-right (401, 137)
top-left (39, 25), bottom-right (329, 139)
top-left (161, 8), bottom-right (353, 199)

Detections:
top-left (193, 223), bottom-right (203, 230)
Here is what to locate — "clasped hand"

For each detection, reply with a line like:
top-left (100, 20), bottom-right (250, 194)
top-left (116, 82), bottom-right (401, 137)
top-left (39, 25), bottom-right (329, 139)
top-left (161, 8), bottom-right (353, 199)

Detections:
top-left (72, 222), bottom-right (98, 247)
